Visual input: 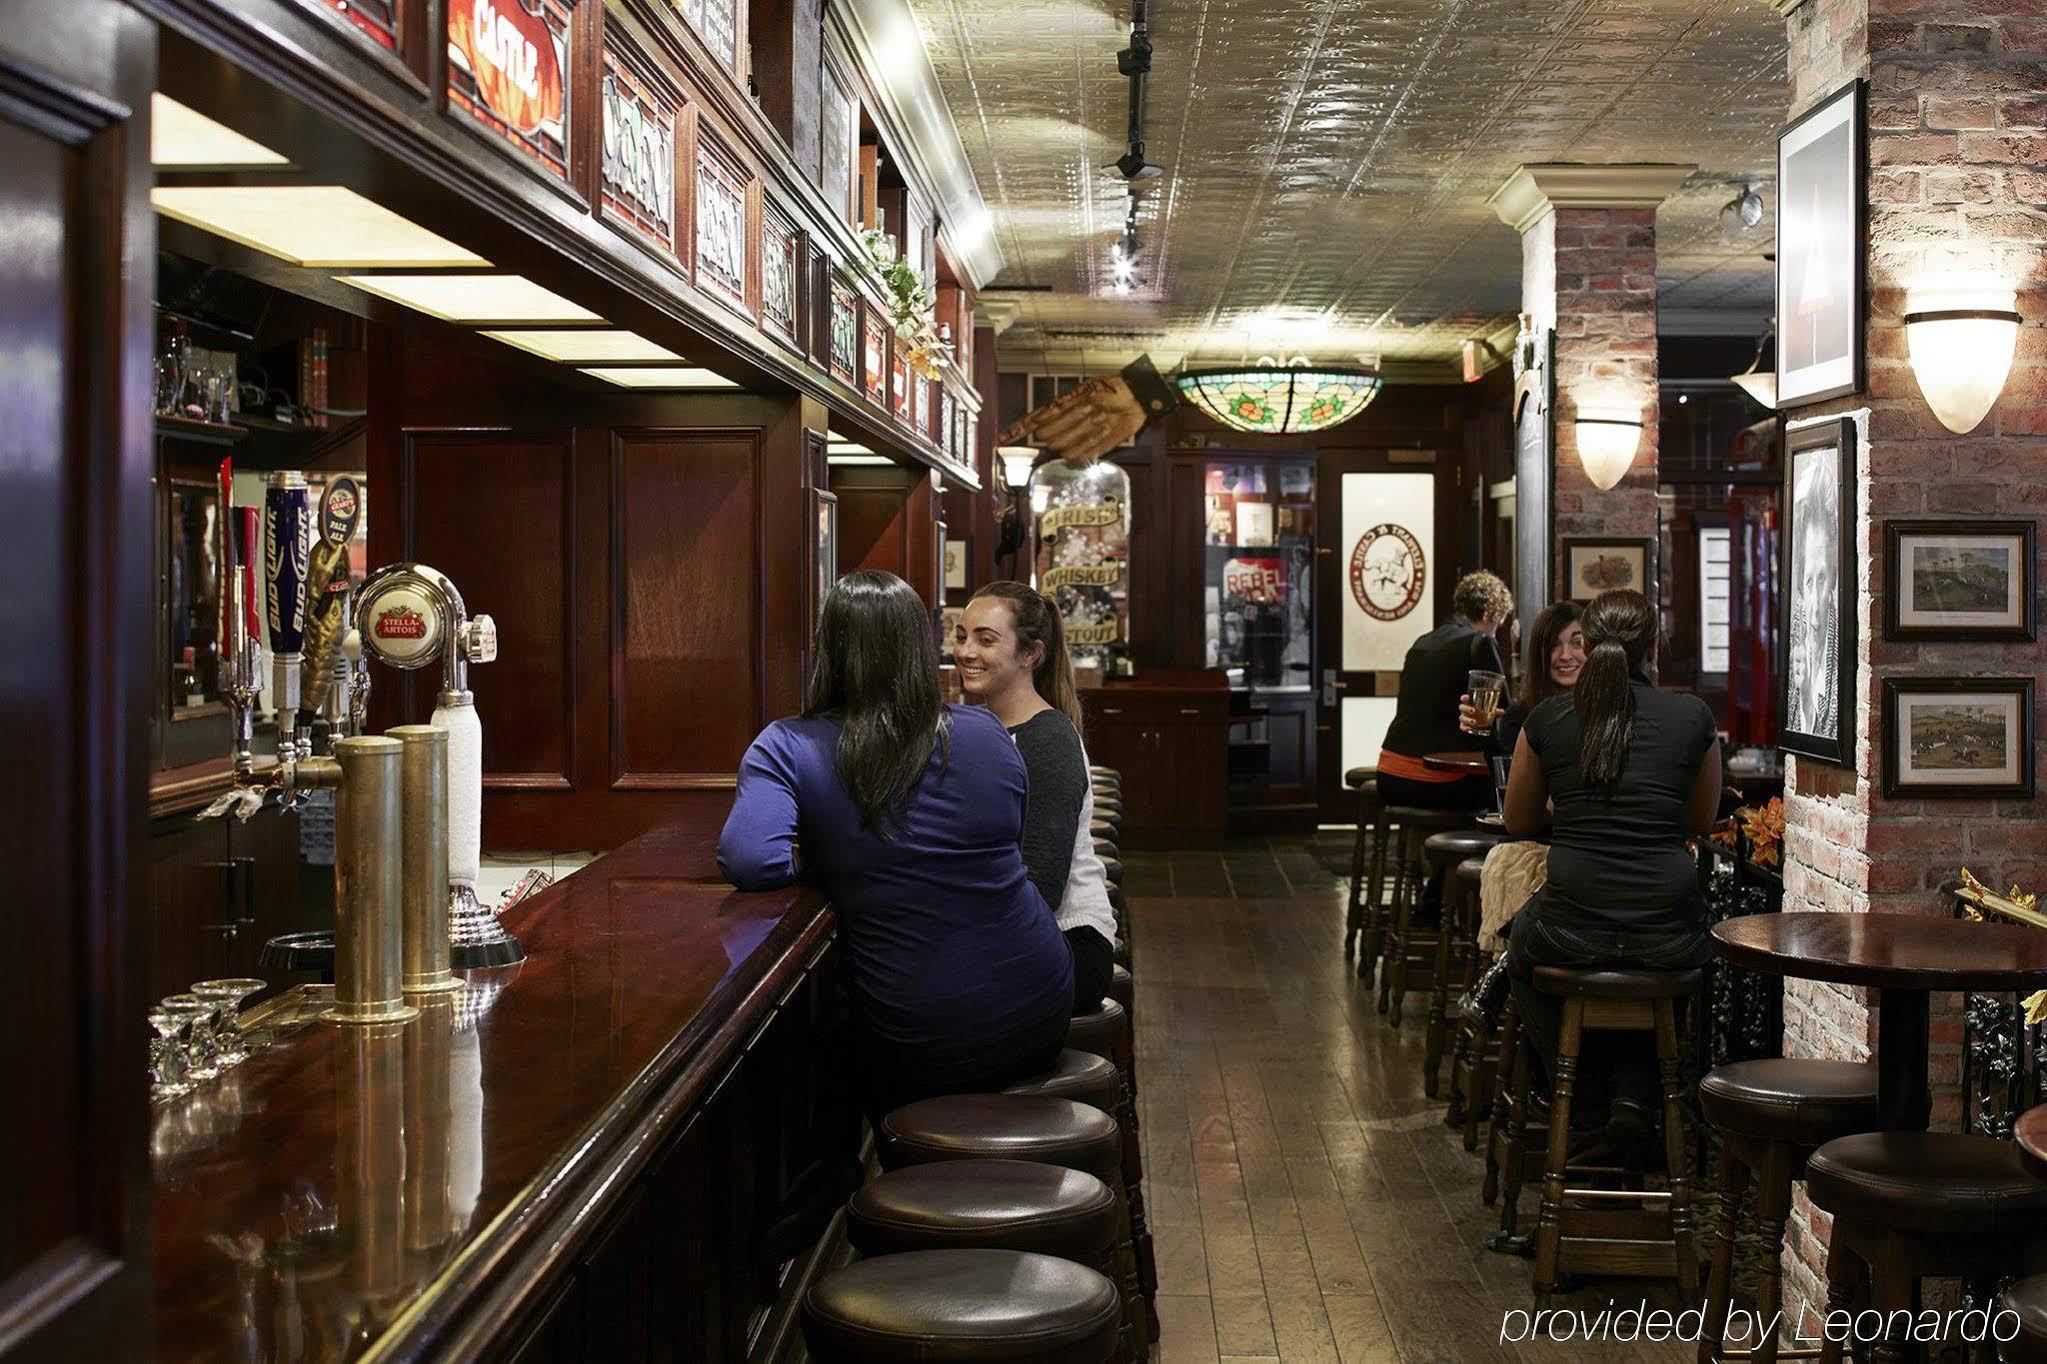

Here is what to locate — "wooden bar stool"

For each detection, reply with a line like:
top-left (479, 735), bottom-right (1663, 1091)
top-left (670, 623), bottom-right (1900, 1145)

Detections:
top-left (1694, 1059), bottom-right (1878, 1364)
top-left (1356, 797), bottom-right (1403, 982)
top-left (1484, 993), bottom-right (1550, 1251)
top-left (1529, 965), bottom-right (1701, 1304)
top-left (1378, 809), bottom-right (1482, 1023)
top-left (1342, 767), bottom-right (1380, 961)
top-left (1422, 833), bottom-right (1502, 1091)
top-left (1806, 1132), bottom-right (2047, 1364)
top-left (1445, 856), bottom-right (1499, 1139)
top-left (1998, 1274), bottom-right (2047, 1363)
top-left (803, 1249), bottom-right (1122, 1362)
top-left (1063, 998), bottom-right (1154, 1330)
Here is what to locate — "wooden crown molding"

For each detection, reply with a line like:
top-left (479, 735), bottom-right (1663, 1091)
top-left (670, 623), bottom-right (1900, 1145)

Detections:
top-left (1487, 163), bottom-right (1699, 234)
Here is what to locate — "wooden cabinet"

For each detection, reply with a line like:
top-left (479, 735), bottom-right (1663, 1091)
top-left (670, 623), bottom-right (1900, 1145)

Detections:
top-left (146, 798), bottom-right (312, 1001)
top-left (1081, 671), bottom-right (1230, 850)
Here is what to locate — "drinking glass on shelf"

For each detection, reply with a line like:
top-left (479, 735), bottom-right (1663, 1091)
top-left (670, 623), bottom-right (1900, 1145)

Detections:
top-left (192, 978), bottom-right (266, 1068)
top-left (149, 1006), bottom-right (193, 1101)
top-left (161, 993), bottom-right (222, 1081)
top-left (1466, 669), bottom-right (1507, 733)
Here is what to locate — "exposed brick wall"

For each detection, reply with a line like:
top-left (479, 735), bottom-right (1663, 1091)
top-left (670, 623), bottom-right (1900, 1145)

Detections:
top-left (1777, 0), bottom-right (2047, 1332)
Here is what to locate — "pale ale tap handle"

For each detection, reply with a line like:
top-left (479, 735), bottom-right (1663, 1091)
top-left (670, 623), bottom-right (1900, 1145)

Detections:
top-left (296, 477), bottom-right (364, 734)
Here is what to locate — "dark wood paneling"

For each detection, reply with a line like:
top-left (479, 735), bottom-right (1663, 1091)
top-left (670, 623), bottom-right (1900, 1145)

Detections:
top-left (611, 428), bottom-right (764, 787)
top-left (404, 430), bottom-right (578, 791)
top-left (832, 465), bottom-right (911, 578)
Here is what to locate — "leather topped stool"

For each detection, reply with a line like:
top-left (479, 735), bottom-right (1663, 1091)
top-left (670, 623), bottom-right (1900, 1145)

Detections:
top-left (1806, 1132), bottom-right (2047, 1364)
top-left (848, 1159), bottom-right (1118, 1261)
top-left (1064, 998), bottom-right (1154, 1321)
top-left (1099, 856), bottom-right (1123, 886)
top-left (1108, 963), bottom-right (1132, 1017)
top-left (1694, 1060), bottom-right (1878, 1364)
top-left (1530, 965), bottom-right (1701, 1305)
top-left (1343, 768), bottom-right (1383, 963)
top-left (1378, 811), bottom-right (1486, 1023)
top-left (1003, 1048), bottom-right (1120, 1113)
top-left (1420, 831), bottom-right (1502, 1088)
top-left (1998, 1273), bottom-right (2047, 1364)
top-left (803, 1248), bottom-right (1121, 1363)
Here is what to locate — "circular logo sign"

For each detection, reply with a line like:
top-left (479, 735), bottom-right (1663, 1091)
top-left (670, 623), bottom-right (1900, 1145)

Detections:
top-left (1348, 524), bottom-right (1426, 622)
top-left (360, 579), bottom-right (444, 668)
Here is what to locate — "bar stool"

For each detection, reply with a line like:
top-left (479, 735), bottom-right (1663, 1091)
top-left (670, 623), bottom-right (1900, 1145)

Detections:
top-left (1355, 796), bottom-right (1402, 982)
top-left (1806, 1132), bottom-right (2047, 1364)
top-left (1342, 767), bottom-right (1380, 960)
top-left (802, 1249), bottom-right (1122, 1362)
top-left (1529, 965), bottom-right (1701, 1305)
top-left (1694, 1059), bottom-right (1878, 1364)
top-left (1998, 1274), bottom-right (2047, 1363)
top-left (1421, 831), bottom-right (1502, 1089)
top-left (1064, 999), bottom-right (1153, 1323)
top-left (1379, 809), bottom-right (1483, 1024)
top-left (1108, 963), bottom-right (1132, 1017)
top-left (1443, 854), bottom-right (1494, 1132)
top-left (1484, 991), bottom-right (1545, 1246)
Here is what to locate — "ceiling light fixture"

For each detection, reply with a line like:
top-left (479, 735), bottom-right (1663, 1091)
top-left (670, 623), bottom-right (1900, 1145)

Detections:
top-left (154, 187), bottom-right (488, 268)
top-left (1729, 325), bottom-right (1777, 409)
top-left (1175, 357), bottom-right (1383, 435)
top-left (1904, 286), bottom-right (2022, 434)
top-left (579, 366), bottom-right (739, 389)
top-left (150, 95), bottom-right (291, 168)
top-left (1720, 182), bottom-right (1766, 236)
top-left (1572, 412), bottom-right (1646, 491)
top-left (480, 329), bottom-right (681, 363)
top-left (338, 273), bottom-right (598, 323)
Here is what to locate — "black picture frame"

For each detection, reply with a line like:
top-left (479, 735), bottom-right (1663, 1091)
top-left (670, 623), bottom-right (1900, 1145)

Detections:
top-left (1880, 676), bottom-right (2035, 800)
top-left (1558, 537), bottom-right (1654, 604)
top-left (1778, 418), bottom-right (1858, 765)
top-left (1775, 78), bottom-right (1867, 409)
top-left (1882, 519), bottom-right (2037, 642)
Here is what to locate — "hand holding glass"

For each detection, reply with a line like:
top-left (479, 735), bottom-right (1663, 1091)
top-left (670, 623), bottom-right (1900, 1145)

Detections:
top-left (1465, 670), bottom-right (1507, 733)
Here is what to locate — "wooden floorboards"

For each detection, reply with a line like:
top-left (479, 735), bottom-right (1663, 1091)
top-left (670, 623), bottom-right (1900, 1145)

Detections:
top-left (1129, 836), bottom-right (1689, 1363)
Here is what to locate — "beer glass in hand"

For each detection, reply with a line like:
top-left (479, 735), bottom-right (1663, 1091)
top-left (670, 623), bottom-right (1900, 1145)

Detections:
top-left (1464, 670), bottom-right (1507, 734)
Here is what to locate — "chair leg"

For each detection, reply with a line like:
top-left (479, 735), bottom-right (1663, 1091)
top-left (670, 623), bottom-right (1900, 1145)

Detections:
top-left (1817, 1226), bottom-right (1861, 1364)
top-left (1532, 997), bottom-right (1583, 1303)
top-left (1359, 818), bottom-right (1393, 985)
top-left (1657, 1000), bottom-right (1700, 1305)
top-left (1751, 1140), bottom-right (1794, 1364)
top-left (1423, 884), bottom-right (1455, 1095)
top-left (1344, 799), bottom-right (1369, 958)
top-left (1377, 830), bottom-right (1409, 1013)
top-left (1696, 1141), bottom-right (1749, 1364)
top-left (1483, 996), bottom-right (1521, 1211)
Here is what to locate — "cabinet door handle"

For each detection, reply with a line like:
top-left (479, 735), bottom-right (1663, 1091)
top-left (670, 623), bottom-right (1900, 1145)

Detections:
top-left (1177, 707), bottom-right (1201, 716)
top-left (1100, 707), bottom-right (1124, 716)
top-left (234, 856), bottom-right (256, 925)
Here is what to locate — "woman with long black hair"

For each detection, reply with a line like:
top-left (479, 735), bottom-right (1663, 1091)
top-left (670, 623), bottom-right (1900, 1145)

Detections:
top-left (1501, 588), bottom-right (1721, 1164)
top-left (718, 570), bottom-right (1074, 1111)
top-left (1460, 599), bottom-right (1586, 758)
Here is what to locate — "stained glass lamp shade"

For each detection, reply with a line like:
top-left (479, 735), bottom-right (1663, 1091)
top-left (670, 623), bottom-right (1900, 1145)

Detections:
top-left (1175, 361), bottom-right (1383, 435)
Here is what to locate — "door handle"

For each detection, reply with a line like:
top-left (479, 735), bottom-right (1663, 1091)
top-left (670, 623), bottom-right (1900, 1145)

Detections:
top-left (1321, 668), bottom-right (1344, 707)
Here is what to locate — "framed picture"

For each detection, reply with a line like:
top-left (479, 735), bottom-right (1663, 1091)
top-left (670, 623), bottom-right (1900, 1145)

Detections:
top-left (943, 536), bottom-right (969, 592)
top-left (1776, 79), bottom-right (1866, 408)
top-left (1779, 418), bottom-right (1858, 764)
top-left (1881, 677), bottom-right (2034, 799)
top-left (1559, 537), bottom-right (1651, 603)
top-left (1883, 519), bottom-right (2036, 642)
top-left (811, 488), bottom-right (838, 631)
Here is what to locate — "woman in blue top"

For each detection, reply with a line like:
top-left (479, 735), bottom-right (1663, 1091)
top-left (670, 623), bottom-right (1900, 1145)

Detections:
top-left (719, 570), bottom-right (1074, 1112)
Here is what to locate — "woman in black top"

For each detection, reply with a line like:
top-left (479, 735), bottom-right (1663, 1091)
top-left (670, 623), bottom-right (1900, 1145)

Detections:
top-left (1501, 589), bottom-right (1721, 1163)
top-left (954, 582), bottom-right (1117, 1012)
top-left (1460, 599), bottom-right (1584, 758)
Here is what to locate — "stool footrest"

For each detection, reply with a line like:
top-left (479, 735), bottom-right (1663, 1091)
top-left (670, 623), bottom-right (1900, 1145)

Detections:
top-left (1553, 1237), bottom-right (1680, 1278)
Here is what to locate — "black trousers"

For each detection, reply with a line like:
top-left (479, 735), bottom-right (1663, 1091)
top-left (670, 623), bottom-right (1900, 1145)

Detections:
top-left (1067, 926), bottom-right (1115, 1014)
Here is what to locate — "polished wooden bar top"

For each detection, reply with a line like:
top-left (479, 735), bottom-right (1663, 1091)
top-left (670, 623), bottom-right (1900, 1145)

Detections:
top-left (1712, 911), bottom-right (2047, 991)
top-left (151, 817), bottom-right (830, 1361)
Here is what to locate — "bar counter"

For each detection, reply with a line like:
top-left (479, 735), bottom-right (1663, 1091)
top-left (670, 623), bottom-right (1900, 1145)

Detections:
top-left (152, 817), bottom-right (841, 1361)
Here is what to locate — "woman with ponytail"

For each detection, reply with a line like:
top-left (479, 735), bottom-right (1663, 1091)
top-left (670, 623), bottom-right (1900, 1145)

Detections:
top-left (1500, 589), bottom-right (1722, 1166)
top-left (955, 582), bottom-right (1118, 1012)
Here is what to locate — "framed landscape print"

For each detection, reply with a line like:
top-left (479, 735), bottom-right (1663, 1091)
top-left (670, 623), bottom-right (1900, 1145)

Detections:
top-left (1883, 519), bottom-right (2036, 642)
top-left (1776, 79), bottom-right (1866, 408)
top-left (1881, 677), bottom-right (2034, 799)
top-left (1559, 537), bottom-right (1651, 603)
top-left (1779, 418), bottom-right (1858, 764)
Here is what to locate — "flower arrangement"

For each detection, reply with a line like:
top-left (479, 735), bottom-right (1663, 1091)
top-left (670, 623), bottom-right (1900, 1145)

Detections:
top-left (856, 226), bottom-right (950, 378)
top-left (1710, 797), bottom-right (1785, 870)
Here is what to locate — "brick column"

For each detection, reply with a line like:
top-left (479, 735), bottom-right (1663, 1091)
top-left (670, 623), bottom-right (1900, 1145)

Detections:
top-left (1776, 0), bottom-right (2047, 1331)
top-left (1490, 164), bottom-right (1694, 591)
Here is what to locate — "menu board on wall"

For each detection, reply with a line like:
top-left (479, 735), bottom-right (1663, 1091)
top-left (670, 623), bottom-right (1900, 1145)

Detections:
top-left (761, 211), bottom-right (800, 344)
top-left (861, 309), bottom-right (886, 405)
top-left (672, 0), bottom-right (736, 70)
top-left (821, 63), bottom-right (857, 225)
top-left (829, 280), bottom-right (859, 384)
top-left (694, 141), bottom-right (749, 309)
top-left (447, 0), bottom-right (573, 183)
top-left (600, 40), bottom-right (678, 256)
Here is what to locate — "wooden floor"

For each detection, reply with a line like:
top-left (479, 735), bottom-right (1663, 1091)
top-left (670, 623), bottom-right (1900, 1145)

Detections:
top-left (1127, 835), bottom-right (1691, 1364)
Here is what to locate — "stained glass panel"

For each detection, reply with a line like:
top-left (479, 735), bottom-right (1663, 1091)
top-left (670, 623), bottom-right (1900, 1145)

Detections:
top-left (600, 43), bottom-right (677, 255)
top-left (762, 211), bottom-right (798, 342)
top-left (1175, 367), bottom-right (1382, 435)
top-left (694, 144), bottom-right (748, 309)
top-left (830, 280), bottom-right (859, 384)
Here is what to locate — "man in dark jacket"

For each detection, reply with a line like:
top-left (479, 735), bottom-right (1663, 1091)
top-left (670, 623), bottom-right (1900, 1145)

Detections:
top-left (1377, 570), bottom-right (1512, 812)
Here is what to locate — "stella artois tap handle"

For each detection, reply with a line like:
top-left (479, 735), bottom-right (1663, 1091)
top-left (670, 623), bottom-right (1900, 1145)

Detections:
top-left (354, 563), bottom-right (519, 968)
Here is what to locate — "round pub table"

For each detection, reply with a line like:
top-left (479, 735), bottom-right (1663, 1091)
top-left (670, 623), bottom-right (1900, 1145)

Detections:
top-left (1712, 912), bottom-right (2047, 1132)
top-left (1422, 751), bottom-right (1490, 777)
top-left (2018, 1104), bottom-right (2047, 1182)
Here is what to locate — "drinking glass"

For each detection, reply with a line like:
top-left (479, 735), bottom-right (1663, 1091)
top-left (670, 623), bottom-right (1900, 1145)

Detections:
top-left (161, 993), bottom-right (222, 1081)
top-left (149, 1007), bottom-right (193, 1101)
top-left (192, 978), bottom-right (266, 1068)
top-left (1467, 669), bottom-right (1508, 732)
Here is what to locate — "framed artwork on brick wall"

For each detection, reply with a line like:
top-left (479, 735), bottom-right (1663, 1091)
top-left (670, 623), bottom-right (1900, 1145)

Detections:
top-left (1776, 79), bottom-right (1866, 408)
top-left (1881, 677), bottom-right (2034, 799)
top-left (1882, 519), bottom-right (2036, 642)
top-left (1559, 537), bottom-right (1652, 603)
top-left (1779, 418), bottom-right (1857, 765)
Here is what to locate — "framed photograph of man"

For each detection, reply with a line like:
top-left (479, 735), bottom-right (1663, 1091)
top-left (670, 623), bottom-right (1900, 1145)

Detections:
top-left (1883, 520), bottom-right (2036, 642)
top-left (1776, 79), bottom-right (1866, 408)
top-left (1560, 538), bottom-right (1652, 603)
top-left (1881, 677), bottom-right (2034, 799)
top-left (1779, 418), bottom-right (1857, 764)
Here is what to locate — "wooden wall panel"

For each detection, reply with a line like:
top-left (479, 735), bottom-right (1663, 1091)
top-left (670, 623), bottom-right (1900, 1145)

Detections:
top-left (829, 465), bottom-right (936, 606)
top-left (403, 432), bottom-right (577, 790)
top-left (611, 429), bottom-right (763, 787)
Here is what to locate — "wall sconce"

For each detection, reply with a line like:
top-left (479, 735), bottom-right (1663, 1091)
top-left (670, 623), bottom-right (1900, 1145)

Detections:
top-left (998, 445), bottom-right (1039, 491)
top-left (1572, 414), bottom-right (1645, 491)
top-left (1904, 288), bottom-right (2021, 434)
top-left (994, 446), bottom-right (1040, 574)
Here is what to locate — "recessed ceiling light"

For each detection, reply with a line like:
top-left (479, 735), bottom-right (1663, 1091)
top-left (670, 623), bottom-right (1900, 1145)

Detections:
top-left (337, 274), bottom-right (598, 323)
top-left (151, 95), bottom-right (291, 168)
top-left (153, 187), bottom-right (487, 268)
top-left (580, 366), bottom-right (739, 389)
top-left (480, 329), bottom-right (682, 363)
top-left (827, 453), bottom-right (894, 466)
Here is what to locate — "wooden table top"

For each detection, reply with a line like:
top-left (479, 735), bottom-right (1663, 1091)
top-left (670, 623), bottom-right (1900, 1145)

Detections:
top-left (1422, 750), bottom-right (1490, 776)
top-left (1711, 911), bottom-right (2047, 991)
top-left (2018, 1105), bottom-right (2047, 1182)
top-left (151, 815), bottom-right (829, 1361)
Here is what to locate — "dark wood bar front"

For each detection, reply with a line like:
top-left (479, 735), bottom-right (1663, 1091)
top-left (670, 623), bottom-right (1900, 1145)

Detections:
top-left (152, 816), bottom-right (842, 1362)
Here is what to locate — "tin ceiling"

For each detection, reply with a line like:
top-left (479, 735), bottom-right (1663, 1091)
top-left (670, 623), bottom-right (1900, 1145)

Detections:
top-left (912, 0), bottom-right (1787, 375)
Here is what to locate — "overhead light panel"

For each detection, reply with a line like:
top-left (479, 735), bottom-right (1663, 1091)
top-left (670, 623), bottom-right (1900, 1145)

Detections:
top-left (338, 274), bottom-right (597, 323)
top-left (154, 187), bottom-right (487, 268)
top-left (151, 95), bottom-right (290, 168)
top-left (480, 329), bottom-right (681, 363)
top-left (580, 366), bottom-right (739, 389)
top-left (827, 452), bottom-right (894, 466)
